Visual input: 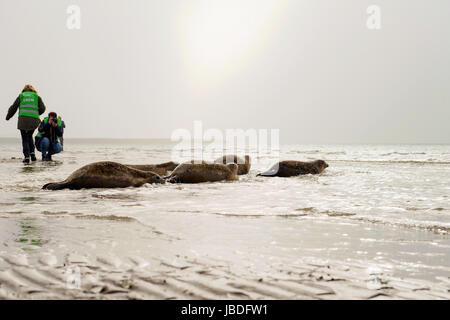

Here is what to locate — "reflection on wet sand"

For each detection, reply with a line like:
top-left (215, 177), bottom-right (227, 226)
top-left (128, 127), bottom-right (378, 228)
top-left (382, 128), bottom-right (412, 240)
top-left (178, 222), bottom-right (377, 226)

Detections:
top-left (15, 218), bottom-right (48, 250)
top-left (19, 196), bottom-right (38, 202)
top-left (20, 161), bottom-right (63, 174)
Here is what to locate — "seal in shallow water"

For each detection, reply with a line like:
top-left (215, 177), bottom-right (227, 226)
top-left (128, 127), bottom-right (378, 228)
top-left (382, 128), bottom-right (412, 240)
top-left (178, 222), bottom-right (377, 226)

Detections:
top-left (214, 155), bottom-right (251, 175)
top-left (257, 160), bottom-right (329, 177)
top-left (42, 161), bottom-right (164, 190)
top-left (125, 161), bottom-right (179, 176)
top-left (165, 162), bottom-right (239, 183)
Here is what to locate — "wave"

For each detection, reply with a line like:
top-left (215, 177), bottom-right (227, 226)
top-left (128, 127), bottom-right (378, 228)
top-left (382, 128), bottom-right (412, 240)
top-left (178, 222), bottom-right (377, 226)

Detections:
top-left (405, 207), bottom-right (446, 212)
top-left (325, 151), bottom-right (347, 155)
top-left (349, 216), bottom-right (450, 234)
top-left (205, 208), bottom-right (356, 219)
top-left (204, 208), bottom-right (449, 234)
top-left (380, 152), bottom-right (427, 156)
top-left (75, 214), bottom-right (137, 222)
top-left (41, 210), bottom-right (69, 215)
top-left (91, 193), bottom-right (139, 200)
top-left (210, 212), bottom-right (311, 218)
top-left (305, 209), bottom-right (449, 233)
top-left (287, 150), bottom-right (347, 155)
top-left (330, 160), bottom-right (450, 165)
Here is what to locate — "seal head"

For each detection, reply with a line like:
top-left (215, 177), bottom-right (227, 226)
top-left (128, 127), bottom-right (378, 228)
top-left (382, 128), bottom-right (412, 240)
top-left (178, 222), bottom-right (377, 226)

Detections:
top-left (214, 155), bottom-right (251, 175)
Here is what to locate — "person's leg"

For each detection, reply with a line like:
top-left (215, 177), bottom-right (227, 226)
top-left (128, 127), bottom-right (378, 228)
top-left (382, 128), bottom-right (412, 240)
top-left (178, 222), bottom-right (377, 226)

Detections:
top-left (20, 130), bottom-right (30, 159)
top-left (48, 142), bottom-right (62, 156)
top-left (54, 142), bottom-right (63, 154)
top-left (40, 137), bottom-right (50, 160)
top-left (35, 137), bottom-right (41, 152)
top-left (27, 130), bottom-right (36, 161)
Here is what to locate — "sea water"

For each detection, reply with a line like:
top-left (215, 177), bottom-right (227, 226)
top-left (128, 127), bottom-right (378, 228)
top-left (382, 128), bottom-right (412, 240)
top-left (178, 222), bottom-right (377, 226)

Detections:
top-left (0, 138), bottom-right (449, 283)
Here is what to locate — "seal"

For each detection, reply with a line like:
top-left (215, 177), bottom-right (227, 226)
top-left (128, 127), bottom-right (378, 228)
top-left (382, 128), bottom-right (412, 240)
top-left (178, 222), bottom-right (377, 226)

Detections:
top-left (125, 161), bottom-right (179, 176)
top-left (42, 161), bottom-right (164, 190)
top-left (214, 155), bottom-right (251, 175)
top-left (165, 162), bottom-right (239, 183)
top-left (257, 160), bottom-right (329, 177)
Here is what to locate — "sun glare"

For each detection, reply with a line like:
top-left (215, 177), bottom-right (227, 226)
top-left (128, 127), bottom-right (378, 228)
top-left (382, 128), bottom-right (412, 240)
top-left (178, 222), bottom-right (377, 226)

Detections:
top-left (178, 0), bottom-right (286, 85)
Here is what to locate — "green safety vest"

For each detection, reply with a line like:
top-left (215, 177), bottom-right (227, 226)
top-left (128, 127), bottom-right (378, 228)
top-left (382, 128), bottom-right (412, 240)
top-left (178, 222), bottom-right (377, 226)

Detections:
top-left (35, 117), bottom-right (62, 139)
top-left (19, 91), bottom-right (40, 119)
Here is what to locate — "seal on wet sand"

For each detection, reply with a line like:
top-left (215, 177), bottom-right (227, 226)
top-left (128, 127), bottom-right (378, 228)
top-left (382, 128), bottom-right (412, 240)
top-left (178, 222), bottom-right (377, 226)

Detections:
top-left (257, 160), bottom-right (329, 177)
top-left (42, 161), bottom-right (164, 190)
top-left (165, 162), bottom-right (239, 183)
top-left (214, 155), bottom-right (251, 175)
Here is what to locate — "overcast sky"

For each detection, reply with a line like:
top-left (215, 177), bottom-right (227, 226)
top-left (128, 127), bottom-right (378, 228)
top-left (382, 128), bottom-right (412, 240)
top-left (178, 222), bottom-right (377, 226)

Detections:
top-left (1, 0), bottom-right (449, 143)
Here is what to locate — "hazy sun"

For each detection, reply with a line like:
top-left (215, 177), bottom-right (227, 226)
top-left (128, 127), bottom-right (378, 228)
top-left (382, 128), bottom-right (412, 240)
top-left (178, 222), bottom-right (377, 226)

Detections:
top-left (177, 0), bottom-right (286, 85)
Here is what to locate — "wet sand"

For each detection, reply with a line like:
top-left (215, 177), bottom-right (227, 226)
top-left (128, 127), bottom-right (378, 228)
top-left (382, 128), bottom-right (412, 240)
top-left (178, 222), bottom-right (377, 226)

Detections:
top-left (0, 215), bottom-right (448, 300)
top-left (1, 141), bottom-right (449, 299)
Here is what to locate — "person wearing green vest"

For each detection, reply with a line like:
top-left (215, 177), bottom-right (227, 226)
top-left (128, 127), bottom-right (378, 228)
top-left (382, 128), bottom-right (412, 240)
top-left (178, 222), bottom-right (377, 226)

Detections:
top-left (5, 84), bottom-right (46, 164)
top-left (35, 112), bottom-right (63, 161)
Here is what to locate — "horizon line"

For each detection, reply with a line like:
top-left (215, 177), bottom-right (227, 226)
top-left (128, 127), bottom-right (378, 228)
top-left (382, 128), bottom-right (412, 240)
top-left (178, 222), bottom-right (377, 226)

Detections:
top-left (0, 136), bottom-right (448, 146)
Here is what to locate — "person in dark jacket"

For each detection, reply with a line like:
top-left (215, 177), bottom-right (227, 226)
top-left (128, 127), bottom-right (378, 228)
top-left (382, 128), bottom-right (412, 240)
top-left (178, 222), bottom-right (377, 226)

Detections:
top-left (5, 84), bottom-right (46, 164)
top-left (35, 112), bottom-right (63, 161)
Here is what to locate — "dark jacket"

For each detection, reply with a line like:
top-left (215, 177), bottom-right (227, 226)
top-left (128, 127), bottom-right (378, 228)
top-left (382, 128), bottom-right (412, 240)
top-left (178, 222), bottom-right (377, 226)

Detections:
top-left (5, 90), bottom-right (46, 131)
top-left (36, 119), bottom-right (63, 145)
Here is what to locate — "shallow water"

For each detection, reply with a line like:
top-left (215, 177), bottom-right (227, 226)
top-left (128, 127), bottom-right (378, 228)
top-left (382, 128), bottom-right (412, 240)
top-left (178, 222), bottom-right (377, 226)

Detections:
top-left (0, 138), bottom-right (449, 285)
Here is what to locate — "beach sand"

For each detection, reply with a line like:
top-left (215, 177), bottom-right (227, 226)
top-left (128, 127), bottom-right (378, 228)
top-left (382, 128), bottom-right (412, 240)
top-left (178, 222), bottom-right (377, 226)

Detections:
top-left (1, 215), bottom-right (448, 300)
top-left (1, 141), bottom-right (449, 300)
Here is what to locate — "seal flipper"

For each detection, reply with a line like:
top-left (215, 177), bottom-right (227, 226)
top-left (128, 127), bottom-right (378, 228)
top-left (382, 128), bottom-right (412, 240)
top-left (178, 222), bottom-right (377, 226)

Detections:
top-left (256, 171), bottom-right (276, 177)
top-left (257, 163), bottom-right (280, 177)
top-left (42, 181), bottom-right (70, 190)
